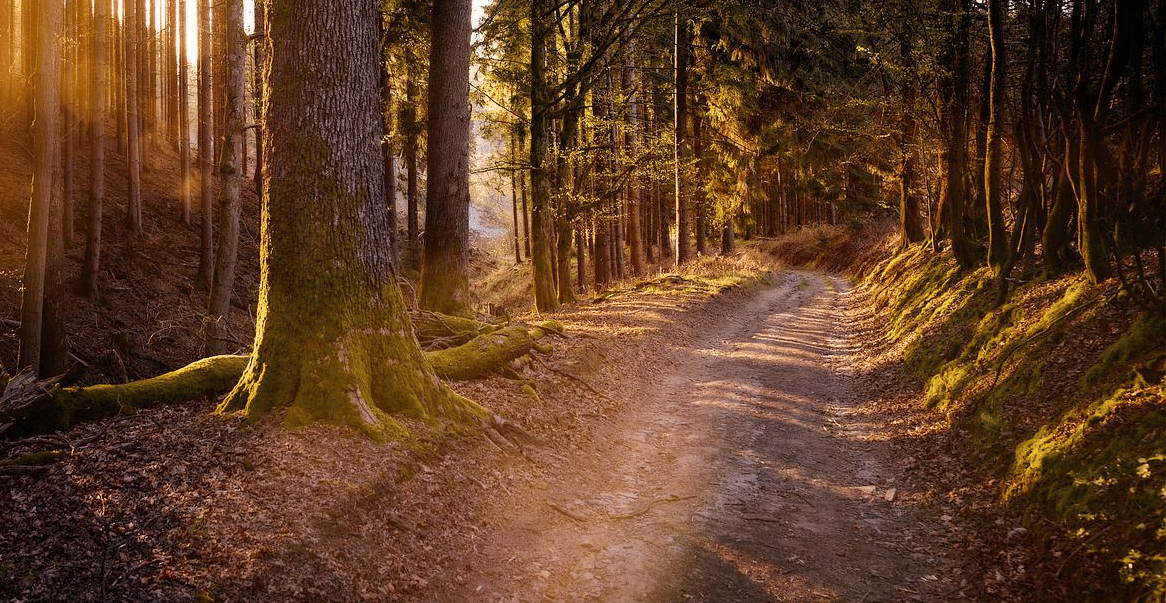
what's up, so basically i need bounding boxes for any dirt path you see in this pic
[435,270,961,602]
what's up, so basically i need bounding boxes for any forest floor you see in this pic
[430,268,975,602]
[2,260,1038,602]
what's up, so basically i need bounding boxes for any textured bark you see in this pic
[529,0,559,311]
[898,30,923,247]
[220,0,482,433]
[20,0,62,374]
[81,0,110,301]
[196,0,215,289]
[984,0,1008,272]
[252,0,265,193]
[937,0,974,268]
[125,0,143,233]
[204,0,245,355]
[418,0,473,316]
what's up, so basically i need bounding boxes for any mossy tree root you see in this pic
[412,310,499,349]
[1,323,561,438]
[1,355,249,438]
[426,321,558,380]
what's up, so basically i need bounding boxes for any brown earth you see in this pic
[2,261,1032,602]
[431,269,975,602]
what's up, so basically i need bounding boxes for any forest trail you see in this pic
[437,270,961,602]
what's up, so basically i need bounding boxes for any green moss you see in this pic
[1,450,62,466]
[1005,387,1165,597]
[1083,313,1166,387]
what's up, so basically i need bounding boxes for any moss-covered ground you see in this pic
[862,242,1165,599]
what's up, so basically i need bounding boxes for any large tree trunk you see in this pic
[529,0,559,311]
[219,0,481,433]
[204,0,245,355]
[418,0,473,316]
[20,0,63,375]
[81,0,110,301]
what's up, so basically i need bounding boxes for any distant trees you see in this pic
[468,0,1162,309]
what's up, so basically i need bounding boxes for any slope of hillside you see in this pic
[0,120,262,383]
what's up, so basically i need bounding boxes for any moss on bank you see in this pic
[865,241,1165,599]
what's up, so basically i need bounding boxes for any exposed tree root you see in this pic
[0,322,563,438]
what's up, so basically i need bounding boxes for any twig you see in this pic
[528,353,613,402]
[607,495,695,520]
[547,501,588,523]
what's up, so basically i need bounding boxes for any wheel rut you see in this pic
[435,270,957,602]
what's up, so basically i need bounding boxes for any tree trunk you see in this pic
[20,0,62,374]
[196,0,214,289]
[511,129,523,263]
[519,127,531,259]
[179,0,192,224]
[404,66,420,262]
[898,30,923,247]
[125,0,143,233]
[418,0,473,316]
[984,0,1008,272]
[623,31,644,275]
[673,10,690,266]
[529,0,558,311]
[938,0,974,268]
[204,0,244,355]
[81,0,110,301]
[220,0,483,433]
[252,0,264,193]
[61,0,76,248]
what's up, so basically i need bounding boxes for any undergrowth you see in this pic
[864,242,1166,600]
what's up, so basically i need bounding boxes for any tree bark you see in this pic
[529,0,559,311]
[984,0,1008,272]
[125,0,143,233]
[219,0,482,433]
[418,0,474,316]
[204,0,245,355]
[623,31,644,275]
[404,66,420,262]
[898,29,923,247]
[179,0,192,224]
[20,0,62,374]
[81,0,110,301]
[196,0,214,289]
